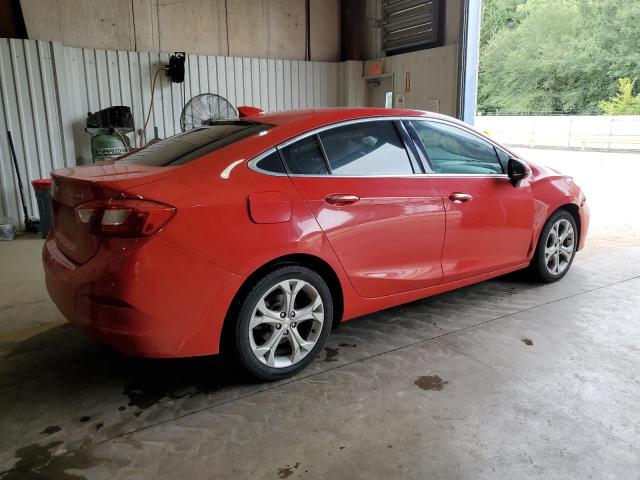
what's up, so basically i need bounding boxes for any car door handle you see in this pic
[449,192,473,203]
[325,194,360,206]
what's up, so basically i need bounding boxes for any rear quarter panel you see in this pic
[123,139,367,321]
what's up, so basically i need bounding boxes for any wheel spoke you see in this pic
[290,327,315,363]
[250,298,283,329]
[294,294,324,324]
[278,280,304,313]
[559,244,573,261]
[254,329,284,366]
[544,245,555,262]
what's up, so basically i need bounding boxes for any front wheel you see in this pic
[529,210,577,283]
[233,265,333,381]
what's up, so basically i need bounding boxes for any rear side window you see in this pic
[255,151,286,174]
[319,121,413,176]
[118,121,270,167]
[408,120,503,174]
[280,136,329,175]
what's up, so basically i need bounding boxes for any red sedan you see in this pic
[43,108,589,380]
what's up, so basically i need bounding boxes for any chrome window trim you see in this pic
[247,116,514,179]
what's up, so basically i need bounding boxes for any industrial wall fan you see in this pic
[180,94,237,132]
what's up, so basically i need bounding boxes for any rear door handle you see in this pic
[325,194,360,206]
[449,192,473,203]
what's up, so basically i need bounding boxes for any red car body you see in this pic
[43,108,589,358]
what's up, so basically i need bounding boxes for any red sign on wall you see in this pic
[405,71,411,92]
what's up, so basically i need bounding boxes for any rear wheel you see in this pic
[529,210,577,283]
[233,265,333,381]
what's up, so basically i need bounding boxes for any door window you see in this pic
[280,136,329,175]
[408,120,503,174]
[319,121,414,176]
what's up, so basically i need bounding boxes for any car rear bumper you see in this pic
[43,234,243,358]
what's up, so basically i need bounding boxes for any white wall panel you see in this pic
[0,38,341,225]
[0,39,72,226]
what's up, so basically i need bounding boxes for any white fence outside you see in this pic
[475,115,640,152]
[0,38,341,225]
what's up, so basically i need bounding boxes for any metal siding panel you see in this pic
[291,61,299,109]
[198,55,209,95]
[242,57,252,106]
[38,41,64,172]
[95,49,110,106]
[283,60,291,110]
[0,39,20,220]
[106,50,120,105]
[159,52,174,138]
[259,58,269,111]
[137,52,151,144]
[9,39,38,215]
[298,60,307,108]
[24,41,47,179]
[234,57,244,106]
[313,62,321,107]
[207,55,218,95]
[250,58,260,108]
[83,49,99,113]
[306,61,314,108]
[321,62,329,106]
[225,56,236,106]
[128,51,144,147]
[188,54,199,98]
[150,52,165,139]
[275,59,284,111]
[267,59,276,111]
[216,56,227,98]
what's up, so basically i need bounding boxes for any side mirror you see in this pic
[507,158,527,186]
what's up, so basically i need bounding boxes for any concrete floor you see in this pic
[1,149,639,479]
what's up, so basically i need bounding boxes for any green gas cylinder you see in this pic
[85,106,134,163]
[88,129,130,162]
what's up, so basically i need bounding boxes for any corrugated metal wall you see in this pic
[0,39,71,225]
[62,48,341,164]
[0,38,341,226]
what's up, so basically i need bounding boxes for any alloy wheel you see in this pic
[544,218,575,276]
[248,279,324,368]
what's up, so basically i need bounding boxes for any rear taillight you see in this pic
[75,198,176,237]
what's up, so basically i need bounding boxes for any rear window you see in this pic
[118,121,271,167]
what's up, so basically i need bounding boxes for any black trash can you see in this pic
[31,178,53,238]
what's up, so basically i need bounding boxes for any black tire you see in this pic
[529,209,578,283]
[232,265,333,381]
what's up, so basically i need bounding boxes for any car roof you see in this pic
[251,107,460,133]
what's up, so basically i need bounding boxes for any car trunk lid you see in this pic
[51,162,175,264]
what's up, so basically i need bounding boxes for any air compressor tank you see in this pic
[85,106,134,163]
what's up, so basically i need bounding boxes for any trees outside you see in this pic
[599,78,640,115]
[478,0,640,115]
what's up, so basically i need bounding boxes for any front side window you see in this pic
[280,136,329,175]
[119,121,270,167]
[319,121,413,176]
[408,120,503,174]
